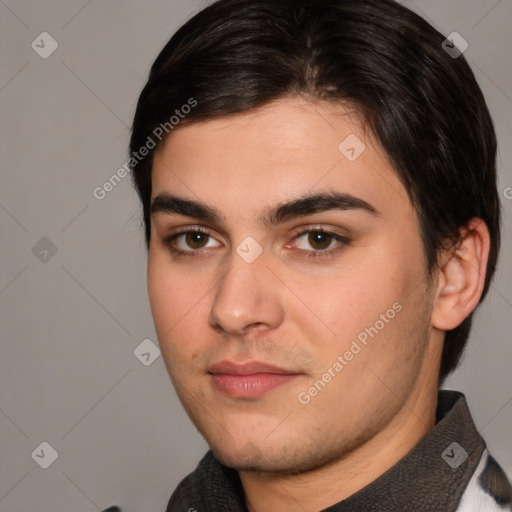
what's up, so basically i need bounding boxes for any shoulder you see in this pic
[456,449,512,511]
[165,451,217,512]
[165,451,245,512]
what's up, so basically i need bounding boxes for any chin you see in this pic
[206,433,345,476]
[210,441,269,471]
[211,444,310,474]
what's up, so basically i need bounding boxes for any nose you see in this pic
[208,247,285,336]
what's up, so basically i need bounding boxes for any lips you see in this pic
[208,360,302,398]
[209,360,298,375]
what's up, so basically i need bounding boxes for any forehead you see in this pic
[155,97,368,166]
[151,96,414,225]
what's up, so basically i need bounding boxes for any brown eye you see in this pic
[163,228,221,256]
[185,232,209,249]
[307,231,333,250]
[291,229,350,259]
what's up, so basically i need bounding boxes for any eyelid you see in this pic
[170,225,216,237]
[289,224,349,239]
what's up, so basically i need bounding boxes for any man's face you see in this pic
[148,97,440,473]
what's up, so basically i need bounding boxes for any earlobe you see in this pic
[431,218,490,331]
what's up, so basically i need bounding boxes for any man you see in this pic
[128,0,511,510]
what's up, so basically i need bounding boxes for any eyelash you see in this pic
[162,227,350,260]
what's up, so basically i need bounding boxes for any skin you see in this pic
[147,96,490,512]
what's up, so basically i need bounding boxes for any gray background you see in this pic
[0,1,511,511]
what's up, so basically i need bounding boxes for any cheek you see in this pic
[284,256,398,341]
[285,240,424,370]
[147,256,207,360]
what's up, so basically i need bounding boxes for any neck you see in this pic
[239,374,439,512]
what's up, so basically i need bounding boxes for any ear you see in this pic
[431,218,491,331]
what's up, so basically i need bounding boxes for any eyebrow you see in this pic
[150,191,380,228]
